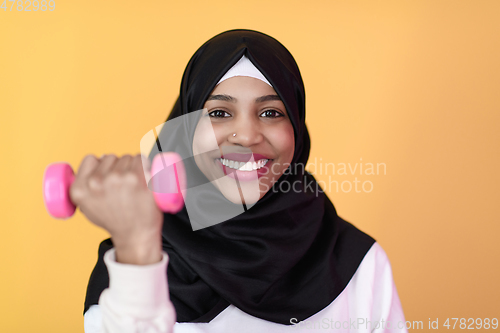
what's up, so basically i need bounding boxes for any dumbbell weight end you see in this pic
[43,153,186,219]
[43,163,77,219]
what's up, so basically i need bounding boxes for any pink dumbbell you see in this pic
[43,152,186,219]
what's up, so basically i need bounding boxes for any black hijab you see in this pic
[84,29,375,325]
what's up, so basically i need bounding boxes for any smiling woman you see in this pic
[82,29,408,333]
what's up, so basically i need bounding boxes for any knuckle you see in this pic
[87,175,103,190]
[83,154,98,163]
[82,155,99,169]
[101,155,118,166]
[104,172,122,186]
[123,172,139,185]
[119,155,133,165]
[69,183,86,203]
[77,155,99,174]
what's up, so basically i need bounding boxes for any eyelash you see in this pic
[208,109,284,119]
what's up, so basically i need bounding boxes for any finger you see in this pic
[138,154,152,185]
[130,154,149,187]
[140,154,151,172]
[130,154,144,172]
[112,155,133,173]
[92,154,119,178]
[76,155,100,180]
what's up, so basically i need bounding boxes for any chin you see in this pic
[214,177,263,206]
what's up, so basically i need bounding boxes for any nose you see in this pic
[228,117,264,147]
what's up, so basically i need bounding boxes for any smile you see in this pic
[217,158,270,171]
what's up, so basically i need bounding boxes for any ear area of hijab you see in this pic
[216,54,273,87]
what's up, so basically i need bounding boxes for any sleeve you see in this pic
[83,248,176,333]
[369,243,408,333]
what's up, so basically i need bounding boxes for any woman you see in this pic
[79,29,407,332]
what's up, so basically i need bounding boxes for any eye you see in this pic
[208,110,231,118]
[260,109,284,118]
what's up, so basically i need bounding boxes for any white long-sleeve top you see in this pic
[84,242,408,333]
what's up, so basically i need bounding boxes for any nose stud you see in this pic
[232,133,236,137]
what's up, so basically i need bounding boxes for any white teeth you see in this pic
[218,158,270,171]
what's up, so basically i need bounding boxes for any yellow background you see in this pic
[1,0,499,331]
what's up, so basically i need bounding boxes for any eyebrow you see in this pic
[206,94,281,103]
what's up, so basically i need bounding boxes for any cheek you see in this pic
[272,124,295,163]
[193,115,218,154]
[192,115,220,177]
[212,123,227,146]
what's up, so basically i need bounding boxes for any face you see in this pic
[192,76,295,205]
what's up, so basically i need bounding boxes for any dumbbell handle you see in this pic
[43,152,186,219]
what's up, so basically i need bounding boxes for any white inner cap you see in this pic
[216,55,272,87]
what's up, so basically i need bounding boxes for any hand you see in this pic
[70,154,163,265]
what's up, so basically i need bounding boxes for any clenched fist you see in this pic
[70,154,163,265]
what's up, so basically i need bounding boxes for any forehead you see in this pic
[209,76,278,97]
